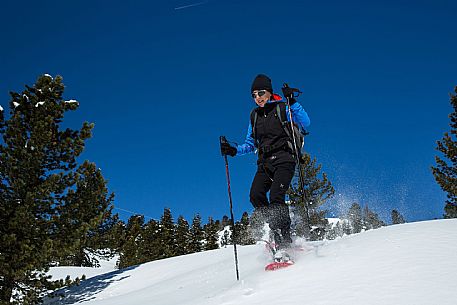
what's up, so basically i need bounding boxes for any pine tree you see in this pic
[86,212,122,263]
[348,203,363,233]
[342,219,352,235]
[54,162,116,267]
[175,215,191,256]
[159,208,177,259]
[138,219,162,263]
[214,219,221,231]
[204,217,220,250]
[325,220,344,240]
[232,213,245,245]
[391,209,406,224]
[288,153,335,238]
[363,205,370,231]
[432,87,457,218]
[234,212,256,245]
[221,215,230,228]
[118,215,144,269]
[309,210,329,240]
[0,75,114,304]
[103,217,126,253]
[58,210,119,268]
[189,214,204,253]
[363,205,385,230]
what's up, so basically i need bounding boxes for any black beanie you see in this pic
[251,74,273,94]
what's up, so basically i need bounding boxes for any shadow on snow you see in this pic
[43,265,140,304]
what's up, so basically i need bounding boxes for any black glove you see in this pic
[221,142,237,157]
[281,86,300,105]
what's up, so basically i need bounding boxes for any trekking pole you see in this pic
[220,136,240,281]
[282,84,312,234]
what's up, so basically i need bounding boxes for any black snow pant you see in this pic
[249,153,296,237]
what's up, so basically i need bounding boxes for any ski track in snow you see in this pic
[45,219,457,305]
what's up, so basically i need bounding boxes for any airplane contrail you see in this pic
[174,1,208,10]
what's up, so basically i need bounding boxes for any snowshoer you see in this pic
[220,74,310,249]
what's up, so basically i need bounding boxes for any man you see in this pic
[221,74,310,248]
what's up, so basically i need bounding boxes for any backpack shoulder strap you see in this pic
[276,102,288,125]
[276,102,291,138]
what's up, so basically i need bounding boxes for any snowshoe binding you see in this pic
[263,229,295,271]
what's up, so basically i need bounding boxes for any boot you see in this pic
[272,229,282,246]
[280,228,293,248]
[271,228,293,249]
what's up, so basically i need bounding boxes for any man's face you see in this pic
[252,90,271,107]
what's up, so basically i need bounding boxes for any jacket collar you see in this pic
[269,93,283,102]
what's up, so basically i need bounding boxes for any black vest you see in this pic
[250,102,290,155]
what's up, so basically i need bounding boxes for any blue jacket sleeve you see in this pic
[287,102,310,131]
[236,121,256,156]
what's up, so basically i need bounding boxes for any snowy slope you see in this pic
[48,255,118,282]
[45,219,457,305]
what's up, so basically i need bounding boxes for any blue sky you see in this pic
[1,0,456,223]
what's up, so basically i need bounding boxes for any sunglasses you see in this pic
[251,90,268,99]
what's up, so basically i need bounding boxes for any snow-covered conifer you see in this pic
[189,214,204,253]
[391,210,406,224]
[204,217,219,250]
[0,75,114,303]
[432,86,457,218]
[176,215,191,255]
[287,153,335,237]
[363,205,385,230]
[138,219,162,262]
[348,203,363,233]
[159,208,178,258]
[118,215,144,268]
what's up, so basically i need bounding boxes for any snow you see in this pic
[44,219,457,305]
[0,105,3,111]
[327,217,341,225]
[64,99,78,104]
[13,102,20,108]
[36,101,45,107]
[48,256,118,282]
[327,217,347,229]
[218,225,230,245]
